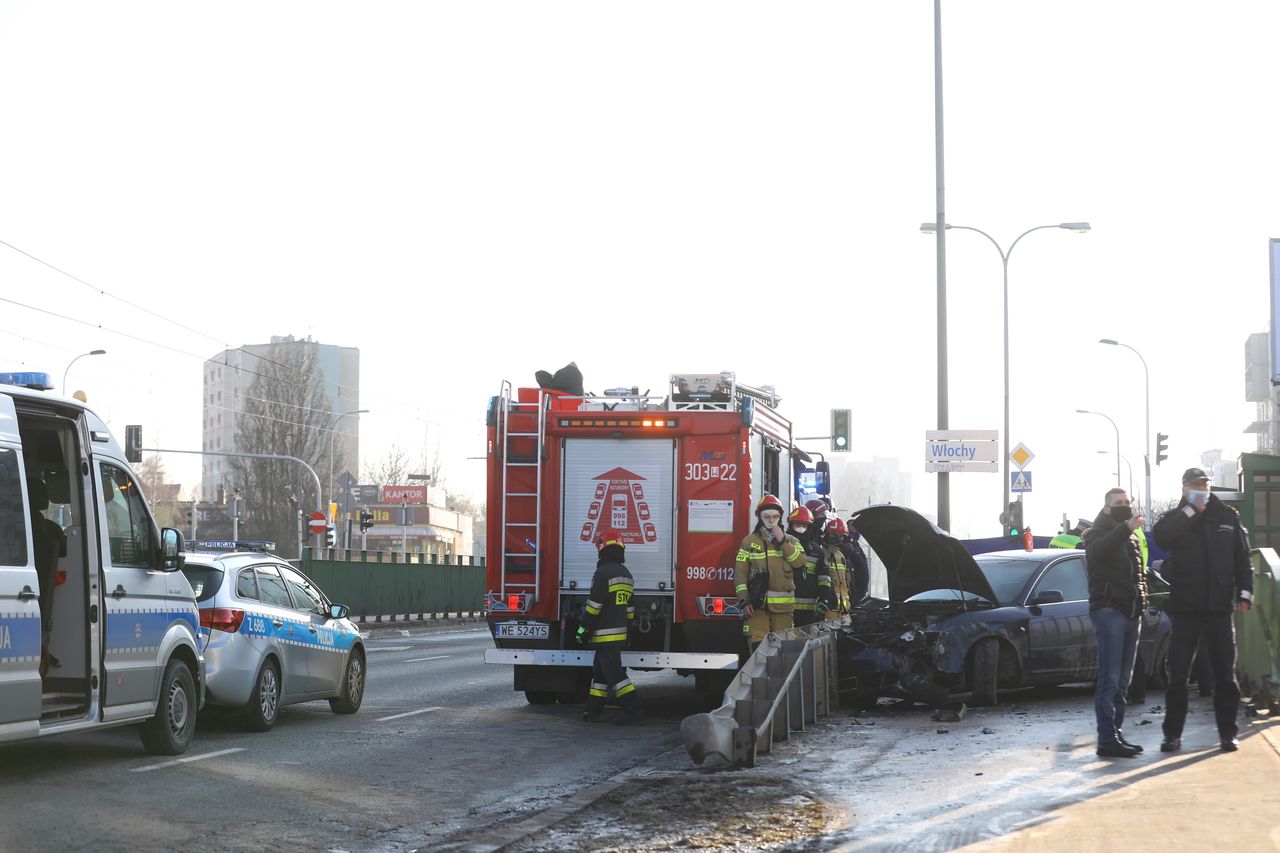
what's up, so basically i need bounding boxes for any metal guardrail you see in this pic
[679,618,842,768]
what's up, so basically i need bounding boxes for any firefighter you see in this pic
[735,494,808,647]
[788,506,830,627]
[842,517,871,604]
[822,517,853,616]
[805,498,830,539]
[575,528,643,725]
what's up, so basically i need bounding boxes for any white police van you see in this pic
[0,372,203,754]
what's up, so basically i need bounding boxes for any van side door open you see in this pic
[0,436,41,741]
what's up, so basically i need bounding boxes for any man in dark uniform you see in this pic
[1153,467,1253,752]
[842,518,871,604]
[576,528,642,725]
[787,506,829,626]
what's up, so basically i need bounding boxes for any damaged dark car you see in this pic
[838,505,1170,707]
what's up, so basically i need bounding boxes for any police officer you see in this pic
[576,528,643,725]
[822,517,853,616]
[841,517,871,604]
[735,494,808,647]
[787,506,830,627]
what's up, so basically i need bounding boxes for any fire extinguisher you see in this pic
[1022,528,1034,552]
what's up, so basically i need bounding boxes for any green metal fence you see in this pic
[300,549,487,619]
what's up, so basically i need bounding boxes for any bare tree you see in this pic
[363,444,414,487]
[228,341,332,557]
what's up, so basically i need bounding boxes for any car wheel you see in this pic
[329,648,366,714]
[969,637,1000,707]
[524,691,558,705]
[243,658,282,731]
[139,659,197,755]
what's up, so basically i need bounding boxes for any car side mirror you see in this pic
[330,603,349,620]
[815,461,831,496]
[1030,589,1065,605]
[160,528,185,572]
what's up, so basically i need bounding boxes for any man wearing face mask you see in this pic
[787,506,830,627]
[735,494,808,647]
[1082,488,1148,757]
[1153,467,1253,752]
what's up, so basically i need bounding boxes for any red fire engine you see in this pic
[483,372,830,705]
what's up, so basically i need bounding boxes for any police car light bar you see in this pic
[0,372,54,391]
[190,540,277,553]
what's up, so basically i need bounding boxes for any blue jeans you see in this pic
[1092,606,1140,742]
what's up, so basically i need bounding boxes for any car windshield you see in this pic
[903,588,993,605]
[974,557,1044,606]
[181,563,224,603]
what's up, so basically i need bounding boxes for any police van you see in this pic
[0,372,203,754]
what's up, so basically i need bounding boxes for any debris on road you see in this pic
[932,703,968,722]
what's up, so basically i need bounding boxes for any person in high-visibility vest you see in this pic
[822,517,853,615]
[735,494,807,646]
[788,506,830,626]
[575,528,642,725]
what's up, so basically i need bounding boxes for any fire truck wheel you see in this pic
[524,691,558,705]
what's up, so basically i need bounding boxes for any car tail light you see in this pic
[712,597,725,614]
[54,569,67,585]
[200,607,245,633]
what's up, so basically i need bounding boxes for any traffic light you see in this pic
[325,524,336,548]
[1156,432,1169,466]
[1006,500,1024,535]
[831,409,851,453]
[359,508,375,533]
[125,425,142,463]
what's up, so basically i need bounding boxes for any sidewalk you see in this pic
[358,615,486,639]
[965,715,1280,852]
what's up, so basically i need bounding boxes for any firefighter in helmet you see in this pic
[822,517,854,616]
[735,495,808,646]
[575,528,643,725]
[805,498,830,539]
[787,505,831,627]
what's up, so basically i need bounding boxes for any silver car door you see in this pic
[278,565,337,693]
[254,566,309,696]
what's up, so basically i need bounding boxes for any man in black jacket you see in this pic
[1082,487,1147,757]
[575,528,642,725]
[1153,467,1253,752]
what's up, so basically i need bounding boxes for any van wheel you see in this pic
[140,659,197,755]
[524,691,557,705]
[969,638,1000,707]
[243,659,281,731]
[329,649,365,714]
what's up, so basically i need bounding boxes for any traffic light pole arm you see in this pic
[140,447,325,551]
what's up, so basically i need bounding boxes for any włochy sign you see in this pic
[924,430,998,473]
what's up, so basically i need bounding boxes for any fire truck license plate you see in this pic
[494,621,550,640]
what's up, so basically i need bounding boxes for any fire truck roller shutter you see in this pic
[561,439,674,592]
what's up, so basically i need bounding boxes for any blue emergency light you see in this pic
[0,372,54,391]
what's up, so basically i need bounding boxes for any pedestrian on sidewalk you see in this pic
[1153,467,1253,752]
[576,528,643,725]
[1082,487,1148,757]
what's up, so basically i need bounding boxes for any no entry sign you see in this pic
[308,511,327,535]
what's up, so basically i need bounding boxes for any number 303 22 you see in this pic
[684,463,736,481]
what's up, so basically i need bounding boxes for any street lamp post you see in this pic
[1100,339,1151,530]
[1077,409,1121,486]
[922,222,1090,533]
[1097,450,1136,500]
[62,349,106,394]
[328,409,368,512]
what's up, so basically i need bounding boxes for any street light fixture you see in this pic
[1077,409,1121,487]
[921,221,1091,533]
[1097,450,1136,500]
[62,349,106,394]
[328,409,368,510]
[1099,338,1151,530]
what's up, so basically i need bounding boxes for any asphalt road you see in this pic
[0,628,701,852]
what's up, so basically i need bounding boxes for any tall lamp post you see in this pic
[1100,339,1151,529]
[62,349,106,394]
[328,409,368,509]
[1097,450,1136,500]
[1077,409,1121,486]
[922,222,1090,533]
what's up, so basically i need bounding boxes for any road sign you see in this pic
[925,430,999,473]
[1011,470,1033,493]
[337,492,355,515]
[356,484,380,503]
[337,471,357,491]
[307,511,327,535]
[1009,442,1035,469]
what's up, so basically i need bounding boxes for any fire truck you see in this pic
[483,372,831,705]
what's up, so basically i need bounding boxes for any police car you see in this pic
[181,542,365,730]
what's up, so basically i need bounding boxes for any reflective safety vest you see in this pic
[823,542,851,614]
[792,531,829,612]
[735,529,807,613]
[582,559,635,645]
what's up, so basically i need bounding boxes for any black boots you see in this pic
[1096,740,1140,758]
[1160,737,1181,752]
[1116,732,1143,753]
[613,705,644,726]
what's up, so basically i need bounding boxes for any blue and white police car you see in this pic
[181,542,365,730]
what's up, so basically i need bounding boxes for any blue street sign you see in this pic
[1011,470,1033,493]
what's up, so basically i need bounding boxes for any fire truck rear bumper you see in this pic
[483,648,739,670]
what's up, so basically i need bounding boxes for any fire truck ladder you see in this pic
[498,381,545,602]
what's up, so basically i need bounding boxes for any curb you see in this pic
[354,611,484,624]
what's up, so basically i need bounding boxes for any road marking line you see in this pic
[403,655,450,663]
[377,706,444,722]
[365,645,412,653]
[131,747,246,773]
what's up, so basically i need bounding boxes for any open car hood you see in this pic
[848,504,998,604]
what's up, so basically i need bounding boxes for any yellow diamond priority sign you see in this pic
[1009,442,1035,470]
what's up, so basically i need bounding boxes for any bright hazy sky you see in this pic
[1,2,1275,537]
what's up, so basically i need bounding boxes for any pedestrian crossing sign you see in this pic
[1011,470,1033,493]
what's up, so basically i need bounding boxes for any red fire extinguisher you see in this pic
[1022,528,1034,552]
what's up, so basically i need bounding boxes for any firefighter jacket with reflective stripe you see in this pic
[581,558,635,645]
[791,529,829,612]
[823,542,851,613]
[735,529,807,613]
